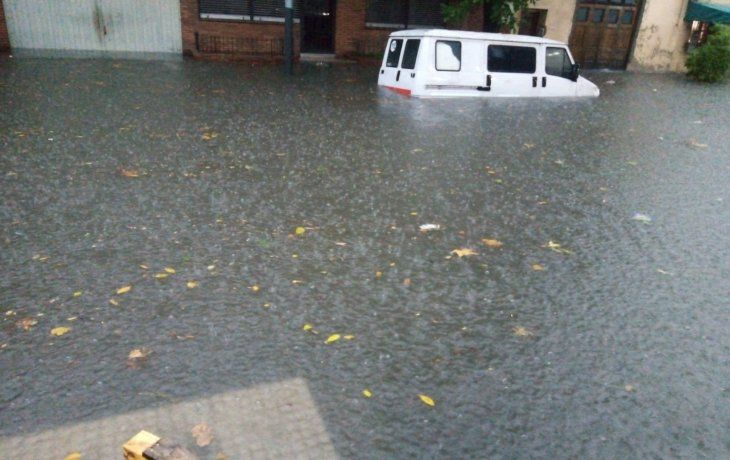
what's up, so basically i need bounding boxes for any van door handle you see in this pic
[396,70,401,82]
[542,77,547,87]
[533,77,538,87]
[478,75,492,91]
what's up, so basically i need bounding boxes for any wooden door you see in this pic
[569,0,641,69]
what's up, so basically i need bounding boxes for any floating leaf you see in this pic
[191,423,214,447]
[302,323,313,331]
[164,267,176,274]
[154,273,169,279]
[17,317,38,331]
[375,271,383,278]
[344,334,355,340]
[64,453,82,460]
[116,285,132,295]
[250,285,260,292]
[109,298,119,306]
[363,389,373,398]
[451,248,478,258]
[624,384,636,392]
[325,334,341,344]
[295,226,306,235]
[187,280,198,289]
[482,238,503,248]
[128,348,151,359]
[403,278,411,286]
[545,241,573,254]
[418,394,435,407]
[631,213,652,223]
[73,291,83,297]
[120,169,139,178]
[51,326,71,336]
[201,132,218,141]
[512,326,534,337]
[531,263,545,271]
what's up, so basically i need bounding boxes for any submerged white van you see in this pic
[378,29,600,98]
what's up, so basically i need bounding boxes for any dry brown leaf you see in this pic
[403,278,411,286]
[17,317,38,331]
[513,326,534,337]
[121,169,139,178]
[482,238,503,248]
[191,423,214,447]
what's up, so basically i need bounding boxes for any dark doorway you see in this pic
[302,0,335,53]
[569,0,642,69]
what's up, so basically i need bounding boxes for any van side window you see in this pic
[545,47,574,79]
[386,39,403,67]
[401,39,421,70]
[435,40,461,71]
[488,45,536,74]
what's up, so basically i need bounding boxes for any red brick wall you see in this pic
[180,0,300,58]
[0,0,10,52]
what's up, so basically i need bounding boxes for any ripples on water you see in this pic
[0,58,728,458]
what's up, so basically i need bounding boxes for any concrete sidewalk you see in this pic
[0,378,337,459]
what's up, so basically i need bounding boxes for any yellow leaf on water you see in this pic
[482,238,503,248]
[375,271,383,278]
[451,248,478,258]
[302,324,313,331]
[295,226,306,235]
[128,348,151,359]
[325,334,341,344]
[513,326,534,337]
[191,423,214,447]
[116,285,132,295]
[139,264,149,270]
[187,281,198,289]
[531,263,545,271]
[250,285,260,292]
[164,267,176,274]
[154,273,169,279]
[546,241,573,254]
[73,291,82,297]
[363,389,373,398]
[64,453,82,460]
[51,326,71,336]
[344,335,355,340]
[109,298,119,306]
[419,394,435,407]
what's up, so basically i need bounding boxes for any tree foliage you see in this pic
[442,0,537,30]
[686,25,730,83]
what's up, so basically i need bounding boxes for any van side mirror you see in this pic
[570,64,581,82]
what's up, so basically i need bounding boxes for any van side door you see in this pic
[378,38,405,91]
[541,46,578,97]
[485,43,540,97]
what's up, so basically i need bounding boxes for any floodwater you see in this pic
[1,57,728,458]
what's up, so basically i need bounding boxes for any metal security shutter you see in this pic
[408,0,444,27]
[4,0,182,56]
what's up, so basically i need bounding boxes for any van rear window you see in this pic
[488,45,536,74]
[386,39,403,67]
[401,39,421,70]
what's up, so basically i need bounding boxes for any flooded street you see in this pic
[1,57,729,458]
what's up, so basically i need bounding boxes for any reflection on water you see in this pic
[0,58,728,458]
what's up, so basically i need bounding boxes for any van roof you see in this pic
[389,29,565,46]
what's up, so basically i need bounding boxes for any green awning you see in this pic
[685,0,730,23]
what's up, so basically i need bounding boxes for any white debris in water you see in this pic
[419,224,441,232]
[632,213,652,223]
[606,80,616,85]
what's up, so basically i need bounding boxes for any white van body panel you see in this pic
[377,29,600,99]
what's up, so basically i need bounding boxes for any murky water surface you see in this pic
[1,57,728,458]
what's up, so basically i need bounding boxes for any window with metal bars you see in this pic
[365,0,444,29]
[199,0,301,22]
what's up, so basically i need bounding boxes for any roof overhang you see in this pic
[685,0,730,23]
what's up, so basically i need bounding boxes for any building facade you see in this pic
[0,0,727,72]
